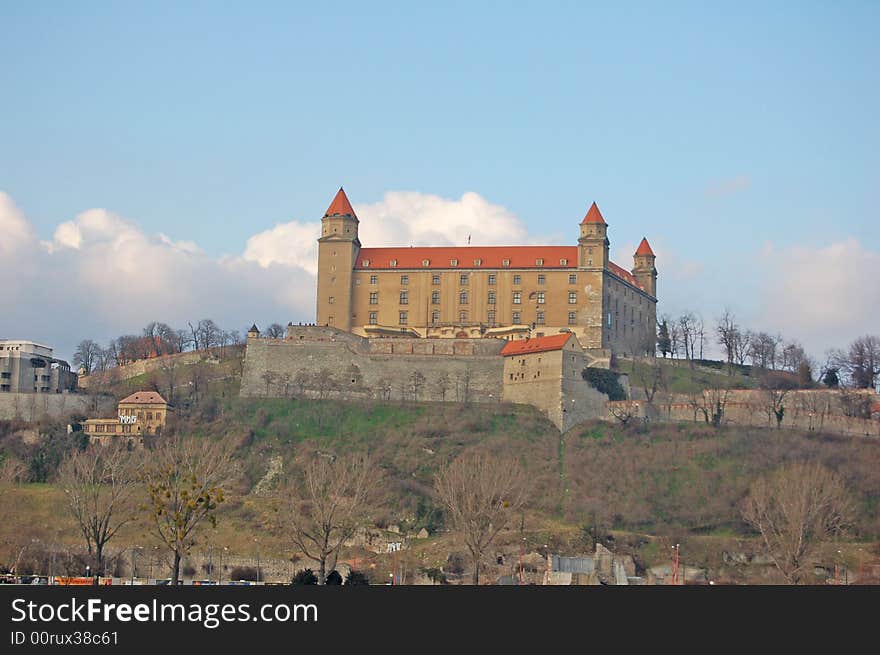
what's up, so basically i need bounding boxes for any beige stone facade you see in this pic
[315,189,658,356]
[83,391,173,445]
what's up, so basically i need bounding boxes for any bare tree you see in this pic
[260,371,278,397]
[73,339,101,374]
[265,323,286,339]
[634,357,665,402]
[678,312,698,367]
[608,401,639,425]
[840,335,880,390]
[59,446,138,571]
[436,373,451,401]
[285,453,382,585]
[159,358,179,406]
[410,370,426,401]
[742,461,853,584]
[294,370,310,397]
[716,310,738,370]
[434,451,529,585]
[142,436,235,585]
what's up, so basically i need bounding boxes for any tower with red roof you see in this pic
[632,237,657,298]
[577,202,609,270]
[316,187,361,331]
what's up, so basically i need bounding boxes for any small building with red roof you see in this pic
[501,332,612,431]
[314,188,657,355]
[83,390,173,445]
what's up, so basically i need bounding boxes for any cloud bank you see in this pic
[757,238,880,355]
[2,189,876,363]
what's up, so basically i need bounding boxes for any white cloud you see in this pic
[0,192,35,255]
[242,190,538,274]
[0,194,316,359]
[757,238,880,354]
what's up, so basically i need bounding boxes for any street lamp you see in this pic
[219,547,228,584]
[254,538,261,583]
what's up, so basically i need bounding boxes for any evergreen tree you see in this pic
[657,320,671,358]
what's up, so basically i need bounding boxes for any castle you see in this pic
[316,188,657,355]
[240,188,661,431]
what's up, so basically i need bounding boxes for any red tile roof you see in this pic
[118,391,167,405]
[580,202,607,225]
[500,333,574,356]
[607,262,645,290]
[324,187,357,218]
[635,237,655,257]
[356,246,578,270]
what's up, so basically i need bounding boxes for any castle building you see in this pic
[316,188,658,355]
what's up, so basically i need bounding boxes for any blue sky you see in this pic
[1,2,878,360]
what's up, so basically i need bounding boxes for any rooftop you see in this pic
[118,391,168,405]
[500,333,575,356]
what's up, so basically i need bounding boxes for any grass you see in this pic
[620,356,757,395]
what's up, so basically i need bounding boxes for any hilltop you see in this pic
[2,348,878,584]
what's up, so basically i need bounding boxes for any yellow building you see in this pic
[83,391,172,444]
[316,188,658,355]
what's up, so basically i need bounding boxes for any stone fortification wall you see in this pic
[242,327,505,403]
[0,392,115,422]
[607,389,880,437]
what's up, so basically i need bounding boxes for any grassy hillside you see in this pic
[2,351,878,583]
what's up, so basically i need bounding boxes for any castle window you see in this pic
[460,274,469,285]
[422,259,430,267]
[588,259,593,266]
[535,258,543,266]
[568,291,577,304]
[536,291,545,304]
[399,311,408,325]
[432,274,440,285]
[488,274,496,285]
[370,292,378,305]
[560,258,568,266]
[400,275,409,285]
[474,259,482,266]
[459,290,468,304]
[390,259,398,267]
[370,275,378,285]
[363,259,370,267]
[459,311,468,323]
[368,312,377,325]
[488,310,496,326]
[513,274,521,285]
[513,291,521,304]
[488,291,496,304]
[502,259,510,267]
[513,311,521,323]
[607,312,612,327]
[450,259,458,266]
[400,291,409,305]
[328,296,335,304]
[537,275,545,285]
[430,310,439,324]
[536,311,545,325]
[569,274,577,284]
[568,311,577,325]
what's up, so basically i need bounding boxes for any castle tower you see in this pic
[247,323,260,339]
[316,187,361,331]
[577,202,609,269]
[632,237,657,297]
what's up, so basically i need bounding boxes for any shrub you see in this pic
[345,570,370,586]
[582,368,626,401]
[291,568,318,585]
